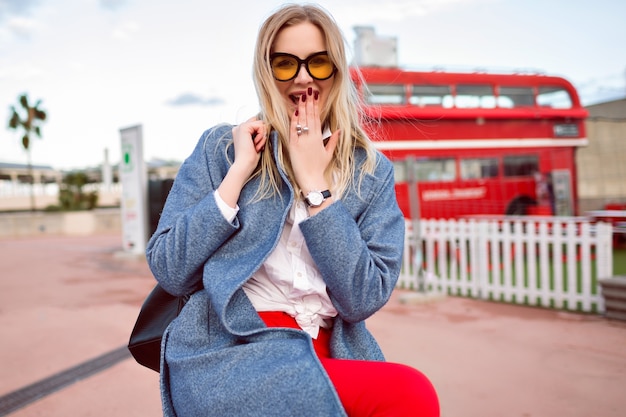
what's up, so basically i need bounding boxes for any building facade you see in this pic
[577,98,626,213]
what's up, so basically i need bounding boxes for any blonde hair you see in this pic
[251,3,378,199]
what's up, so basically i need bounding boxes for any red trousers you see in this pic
[259,312,440,417]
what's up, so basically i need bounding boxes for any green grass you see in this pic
[423,243,626,313]
[614,247,626,275]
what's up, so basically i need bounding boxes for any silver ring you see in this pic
[296,124,302,136]
[302,126,309,133]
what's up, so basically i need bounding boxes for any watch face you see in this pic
[307,191,324,206]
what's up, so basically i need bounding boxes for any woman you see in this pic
[146,4,439,416]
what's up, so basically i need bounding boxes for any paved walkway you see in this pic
[0,234,625,416]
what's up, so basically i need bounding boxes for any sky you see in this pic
[1,0,625,170]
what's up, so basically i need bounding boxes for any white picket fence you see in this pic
[399,217,614,313]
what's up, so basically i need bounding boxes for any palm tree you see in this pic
[7,93,48,211]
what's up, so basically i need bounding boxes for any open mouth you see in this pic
[289,94,302,104]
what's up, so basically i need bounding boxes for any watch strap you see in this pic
[304,189,331,207]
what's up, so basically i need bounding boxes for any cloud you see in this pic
[332,0,497,23]
[0,0,40,20]
[166,93,226,107]
[99,0,128,12]
[5,16,37,38]
[575,72,626,105]
[0,63,44,81]
[112,20,139,40]
[0,0,40,39]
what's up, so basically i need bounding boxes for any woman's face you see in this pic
[271,22,335,115]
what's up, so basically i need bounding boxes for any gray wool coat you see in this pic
[145,124,405,417]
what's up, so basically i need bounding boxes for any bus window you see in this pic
[461,158,499,179]
[393,160,407,183]
[410,85,453,107]
[414,158,456,182]
[365,84,405,105]
[537,86,573,109]
[498,86,535,108]
[503,155,539,177]
[455,85,496,108]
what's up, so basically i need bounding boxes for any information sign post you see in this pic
[119,125,148,255]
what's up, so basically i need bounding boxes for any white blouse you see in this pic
[214,190,338,339]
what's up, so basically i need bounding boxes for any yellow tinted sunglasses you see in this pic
[270,51,336,82]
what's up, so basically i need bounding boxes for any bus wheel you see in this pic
[505,197,536,215]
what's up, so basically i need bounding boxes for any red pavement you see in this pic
[1,233,625,417]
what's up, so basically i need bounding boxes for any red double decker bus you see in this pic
[352,67,588,219]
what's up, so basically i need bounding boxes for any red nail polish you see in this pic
[295,109,299,116]
[307,87,312,96]
[314,91,319,100]
[301,94,306,103]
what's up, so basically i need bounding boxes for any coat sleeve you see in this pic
[298,154,405,323]
[145,125,239,296]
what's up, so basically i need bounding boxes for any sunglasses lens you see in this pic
[271,56,299,81]
[308,55,334,80]
[271,53,334,81]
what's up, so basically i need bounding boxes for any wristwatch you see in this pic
[303,190,331,207]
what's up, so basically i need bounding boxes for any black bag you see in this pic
[128,284,191,372]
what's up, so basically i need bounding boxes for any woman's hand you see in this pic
[232,118,267,177]
[217,118,267,208]
[287,87,339,195]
